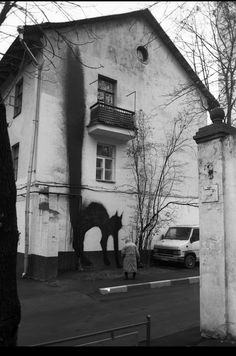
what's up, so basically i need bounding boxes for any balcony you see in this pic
[87,102,136,141]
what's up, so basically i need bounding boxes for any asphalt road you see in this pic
[18,278,200,346]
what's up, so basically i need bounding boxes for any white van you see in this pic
[152,225,199,269]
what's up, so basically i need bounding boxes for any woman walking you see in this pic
[121,238,140,280]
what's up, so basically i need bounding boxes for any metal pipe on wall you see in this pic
[18,27,43,277]
[22,62,42,278]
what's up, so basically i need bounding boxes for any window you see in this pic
[191,229,199,243]
[12,143,19,180]
[137,46,149,63]
[98,76,115,106]
[96,144,115,182]
[165,227,191,241]
[14,78,23,117]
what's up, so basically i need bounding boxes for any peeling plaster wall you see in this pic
[198,139,226,338]
[223,135,236,338]
[198,134,236,339]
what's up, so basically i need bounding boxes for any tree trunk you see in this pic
[0,93,21,346]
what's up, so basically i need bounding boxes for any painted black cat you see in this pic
[73,202,123,268]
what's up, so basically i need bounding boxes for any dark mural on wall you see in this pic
[76,202,123,268]
[64,46,84,266]
[64,47,123,268]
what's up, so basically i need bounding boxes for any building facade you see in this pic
[0,9,218,280]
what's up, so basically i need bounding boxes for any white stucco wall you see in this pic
[3,13,208,258]
[75,16,203,251]
[3,61,39,186]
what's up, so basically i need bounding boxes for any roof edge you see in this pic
[0,8,219,108]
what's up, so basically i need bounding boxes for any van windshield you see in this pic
[164,227,191,241]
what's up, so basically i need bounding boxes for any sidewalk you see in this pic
[147,326,236,347]
[17,265,236,347]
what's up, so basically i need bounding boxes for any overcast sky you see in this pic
[1,1,197,55]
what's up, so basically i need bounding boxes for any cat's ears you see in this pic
[115,211,123,219]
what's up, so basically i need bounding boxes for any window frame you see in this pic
[14,78,23,118]
[96,143,116,183]
[97,75,116,106]
[190,229,199,243]
[137,46,149,64]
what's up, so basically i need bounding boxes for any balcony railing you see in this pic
[87,102,136,141]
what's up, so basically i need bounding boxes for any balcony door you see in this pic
[98,75,116,106]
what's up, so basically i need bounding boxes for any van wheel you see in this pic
[184,254,196,269]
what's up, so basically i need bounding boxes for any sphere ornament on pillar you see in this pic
[210,107,225,124]
[194,107,236,144]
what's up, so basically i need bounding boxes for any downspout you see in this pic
[17,27,42,278]
[22,64,42,278]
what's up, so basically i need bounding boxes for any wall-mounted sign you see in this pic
[201,184,219,203]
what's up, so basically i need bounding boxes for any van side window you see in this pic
[191,229,199,243]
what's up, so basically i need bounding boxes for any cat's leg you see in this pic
[78,229,93,266]
[113,234,122,268]
[100,232,110,265]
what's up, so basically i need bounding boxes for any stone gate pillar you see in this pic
[194,108,236,340]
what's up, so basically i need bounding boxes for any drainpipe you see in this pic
[17,27,42,278]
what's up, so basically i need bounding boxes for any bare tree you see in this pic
[126,109,198,263]
[0,0,215,344]
[173,1,236,125]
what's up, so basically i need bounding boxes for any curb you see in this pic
[99,276,199,295]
